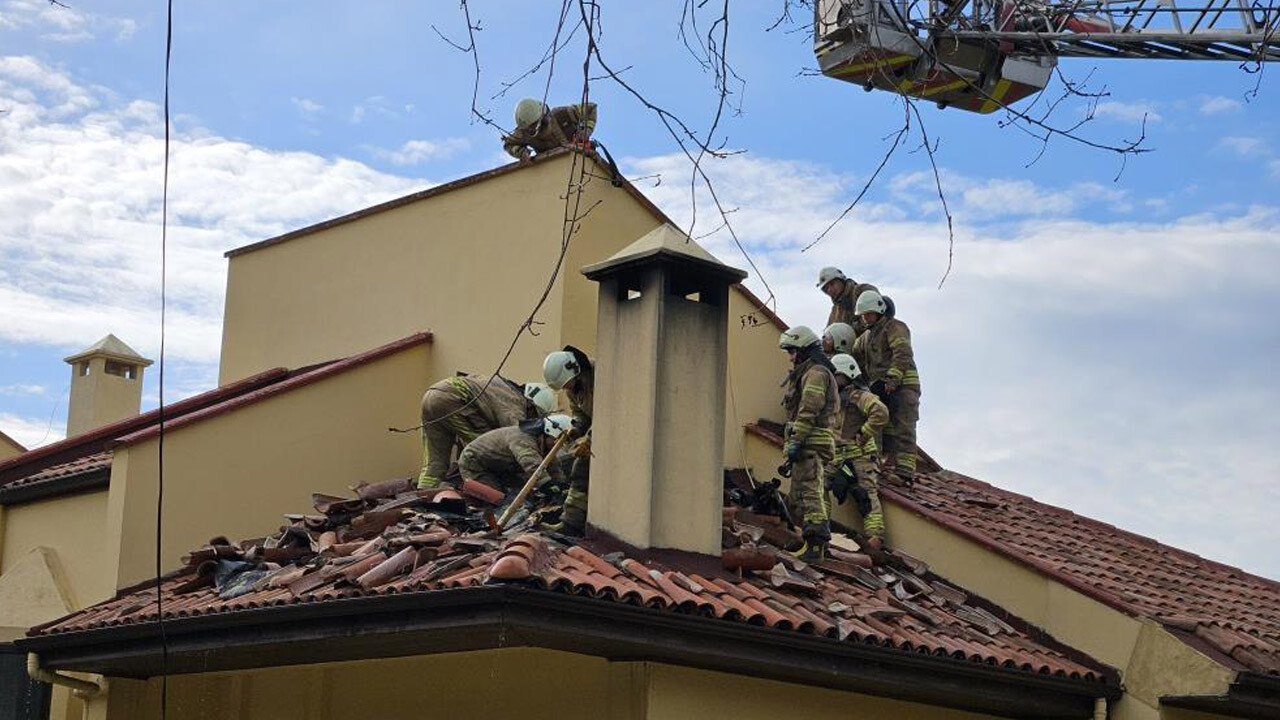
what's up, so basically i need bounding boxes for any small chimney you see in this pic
[582,224,747,556]
[63,334,153,438]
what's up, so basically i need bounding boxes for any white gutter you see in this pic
[27,653,106,699]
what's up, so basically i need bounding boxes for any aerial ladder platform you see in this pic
[815,0,1280,112]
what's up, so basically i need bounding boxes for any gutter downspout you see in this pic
[1093,697,1107,720]
[28,652,106,699]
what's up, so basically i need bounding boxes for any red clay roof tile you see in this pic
[881,469,1280,675]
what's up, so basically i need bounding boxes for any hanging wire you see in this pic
[154,0,175,716]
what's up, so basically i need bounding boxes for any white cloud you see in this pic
[1199,95,1242,115]
[0,0,134,43]
[290,96,323,115]
[1218,136,1267,156]
[371,138,472,166]
[0,383,45,396]
[626,151,1280,579]
[0,55,424,369]
[1094,100,1161,124]
[0,411,62,448]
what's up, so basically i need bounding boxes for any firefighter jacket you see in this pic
[567,363,594,432]
[445,375,538,429]
[852,316,920,390]
[835,385,889,461]
[782,357,839,451]
[826,278,880,335]
[503,103,598,158]
[458,426,565,488]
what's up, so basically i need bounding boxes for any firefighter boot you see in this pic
[792,520,832,562]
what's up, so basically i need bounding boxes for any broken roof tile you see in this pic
[29,482,1113,684]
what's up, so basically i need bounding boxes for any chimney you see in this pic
[582,224,747,556]
[63,334,153,438]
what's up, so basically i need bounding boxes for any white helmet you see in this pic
[542,413,573,439]
[830,353,862,381]
[523,382,556,415]
[823,323,856,354]
[854,289,888,315]
[542,350,581,390]
[779,325,820,350]
[515,98,548,129]
[816,266,847,289]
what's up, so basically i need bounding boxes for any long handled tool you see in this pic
[495,432,571,530]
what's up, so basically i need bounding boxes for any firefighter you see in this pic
[503,98,598,161]
[779,325,840,561]
[417,375,557,489]
[458,414,573,492]
[828,354,889,549]
[822,322,857,356]
[850,290,921,481]
[818,267,879,335]
[541,345,594,535]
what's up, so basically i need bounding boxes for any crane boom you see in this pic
[815,0,1279,112]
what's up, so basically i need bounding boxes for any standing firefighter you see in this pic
[818,267,879,336]
[458,414,573,492]
[503,98,598,161]
[851,290,921,480]
[417,375,557,489]
[542,345,594,535]
[779,325,840,561]
[828,354,890,549]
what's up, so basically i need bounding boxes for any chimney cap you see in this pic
[582,223,747,283]
[63,334,154,367]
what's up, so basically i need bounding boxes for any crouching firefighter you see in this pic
[779,325,840,561]
[828,354,890,549]
[417,375,557,489]
[541,345,594,536]
[458,414,573,493]
[503,98,598,161]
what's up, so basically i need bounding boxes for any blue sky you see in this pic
[1,1,1278,577]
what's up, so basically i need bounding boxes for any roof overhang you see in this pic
[0,465,110,505]
[20,585,1116,719]
[1162,673,1280,719]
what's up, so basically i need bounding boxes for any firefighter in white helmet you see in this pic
[416,375,557,489]
[779,325,840,561]
[503,98,598,161]
[850,289,921,481]
[541,346,594,535]
[817,266,879,336]
[458,414,572,493]
[828,354,890,549]
[822,322,857,356]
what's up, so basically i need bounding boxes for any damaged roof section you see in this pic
[29,475,1113,690]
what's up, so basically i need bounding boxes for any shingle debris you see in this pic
[30,474,1110,683]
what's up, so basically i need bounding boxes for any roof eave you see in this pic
[20,586,1115,718]
[0,467,111,506]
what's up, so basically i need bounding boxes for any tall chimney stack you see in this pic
[63,334,152,438]
[582,224,747,556]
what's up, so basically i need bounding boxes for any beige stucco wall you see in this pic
[102,342,431,591]
[218,151,789,468]
[220,154,594,389]
[66,356,145,438]
[883,502,1238,720]
[85,649,1008,720]
[0,491,110,614]
[0,432,24,460]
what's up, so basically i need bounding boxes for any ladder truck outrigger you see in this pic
[814,0,1280,112]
